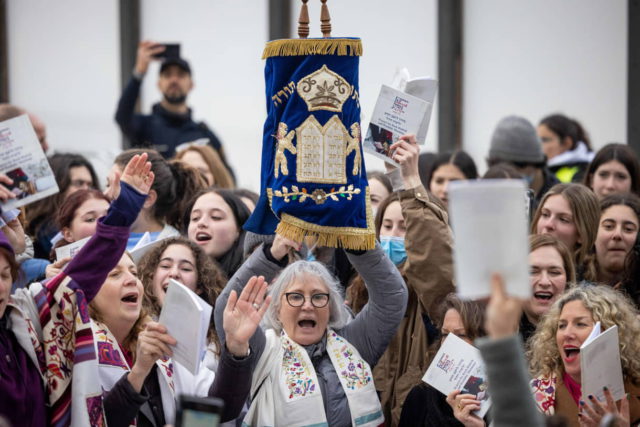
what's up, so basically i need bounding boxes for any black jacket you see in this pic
[115,76,227,163]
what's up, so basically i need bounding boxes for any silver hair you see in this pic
[263,260,349,333]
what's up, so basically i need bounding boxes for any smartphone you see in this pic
[175,395,224,427]
[153,43,180,59]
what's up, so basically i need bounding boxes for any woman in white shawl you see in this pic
[215,233,408,427]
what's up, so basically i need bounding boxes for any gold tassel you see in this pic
[262,38,362,59]
[275,219,375,251]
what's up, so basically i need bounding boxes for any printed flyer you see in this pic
[363,85,429,165]
[423,333,492,418]
[0,115,58,210]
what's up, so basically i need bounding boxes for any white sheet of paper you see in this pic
[423,333,491,418]
[55,236,91,261]
[448,179,530,299]
[131,231,152,251]
[0,115,59,210]
[158,279,212,375]
[130,235,171,264]
[580,324,625,402]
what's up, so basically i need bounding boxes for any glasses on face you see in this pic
[284,292,330,308]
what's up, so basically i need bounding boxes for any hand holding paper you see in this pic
[129,321,176,393]
[423,333,492,418]
[158,279,213,374]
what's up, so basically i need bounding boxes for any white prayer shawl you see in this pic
[91,321,203,426]
[243,329,384,427]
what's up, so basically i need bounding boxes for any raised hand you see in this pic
[128,322,176,392]
[134,40,165,75]
[387,134,422,189]
[446,390,486,427]
[0,174,16,202]
[120,152,154,194]
[270,233,302,261]
[223,276,272,357]
[105,153,154,201]
[485,273,523,339]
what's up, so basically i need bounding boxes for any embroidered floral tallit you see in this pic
[242,329,383,427]
[531,373,557,416]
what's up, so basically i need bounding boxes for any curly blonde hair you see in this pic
[528,285,640,385]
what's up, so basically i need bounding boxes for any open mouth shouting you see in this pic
[298,319,317,329]
[120,291,139,307]
[562,345,580,364]
[534,291,554,302]
[194,232,212,244]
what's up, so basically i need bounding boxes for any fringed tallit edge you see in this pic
[276,213,375,251]
[262,38,362,59]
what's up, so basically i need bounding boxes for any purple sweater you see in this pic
[0,182,145,426]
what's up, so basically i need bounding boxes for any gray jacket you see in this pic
[476,335,545,427]
[214,244,408,426]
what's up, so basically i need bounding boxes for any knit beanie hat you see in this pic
[489,116,544,164]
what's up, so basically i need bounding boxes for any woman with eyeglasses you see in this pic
[213,229,408,426]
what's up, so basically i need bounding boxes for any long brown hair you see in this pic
[114,149,207,231]
[137,237,226,354]
[530,183,599,277]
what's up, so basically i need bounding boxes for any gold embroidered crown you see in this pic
[296,65,351,112]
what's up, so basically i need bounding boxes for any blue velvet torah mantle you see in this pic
[244,38,375,250]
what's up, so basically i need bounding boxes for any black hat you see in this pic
[160,57,191,75]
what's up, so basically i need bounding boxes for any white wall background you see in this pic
[7,0,628,189]
[7,0,122,185]
[139,0,268,190]
[463,0,628,174]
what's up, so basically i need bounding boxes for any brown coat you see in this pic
[553,376,640,427]
[373,185,455,426]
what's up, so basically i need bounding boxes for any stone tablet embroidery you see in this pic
[296,115,361,184]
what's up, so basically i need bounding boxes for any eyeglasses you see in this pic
[284,292,330,308]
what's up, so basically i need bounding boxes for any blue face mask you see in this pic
[380,236,407,265]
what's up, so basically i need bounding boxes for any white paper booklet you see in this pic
[55,236,91,261]
[129,232,169,264]
[363,84,431,165]
[423,333,491,418]
[158,279,213,375]
[580,323,625,402]
[0,115,58,210]
[448,179,530,299]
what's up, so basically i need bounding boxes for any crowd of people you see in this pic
[1,42,639,427]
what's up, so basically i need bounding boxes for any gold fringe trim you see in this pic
[262,38,362,59]
[276,213,375,251]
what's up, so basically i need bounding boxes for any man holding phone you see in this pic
[115,41,231,171]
